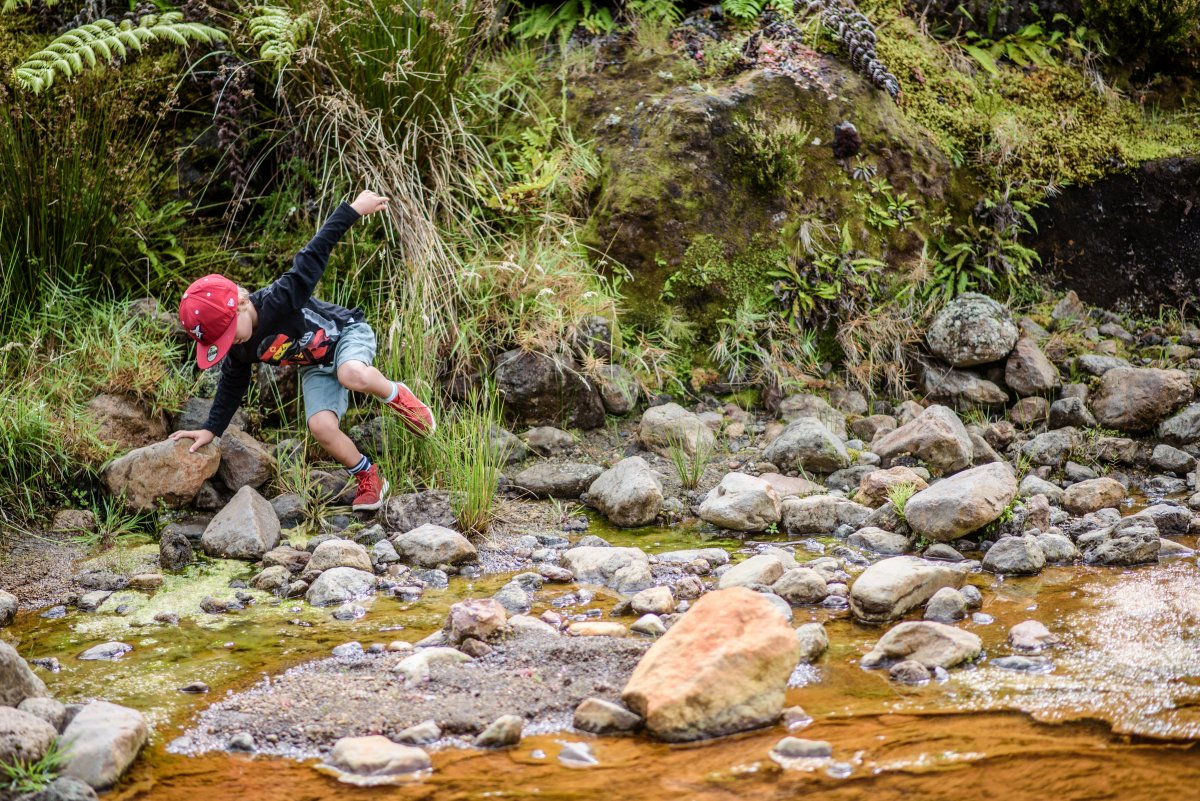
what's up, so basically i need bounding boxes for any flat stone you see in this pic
[513,462,603,499]
[862,621,982,669]
[325,735,430,781]
[849,557,967,624]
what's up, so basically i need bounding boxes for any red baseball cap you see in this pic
[179,274,240,369]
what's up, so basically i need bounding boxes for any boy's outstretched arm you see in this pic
[268,191,389,311]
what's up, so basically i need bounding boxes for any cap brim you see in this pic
[195,320,238,369]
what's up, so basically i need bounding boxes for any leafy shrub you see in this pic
[769,221,885,330]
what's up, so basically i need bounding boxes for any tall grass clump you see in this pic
[433,384,509,536]
[667,430,715,491]
[0,79,155,329]
[1,739,69,796]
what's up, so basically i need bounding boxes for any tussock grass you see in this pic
[667,430,716,491]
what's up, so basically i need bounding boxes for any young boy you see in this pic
[171,190,434,511]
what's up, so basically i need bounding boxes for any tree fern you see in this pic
[247,4,314,75]
[14,12,228,94]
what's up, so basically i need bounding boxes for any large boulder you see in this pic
[512,462,603,499]
[391,524,477,568]
[849,556,967,624]
[870,405,973,475]
[200,485,281,560]
[926,293,1018,367]
[638,404,716,459]
[586,457,663,527]
[305,567,376,607]
[102,438,220,511]
[0,706,57,765]
[1090,367,1192,433]
[621,587,799,742]
[561,546,653,594]
[85,393,167,451]
[903,462,1017,543]
[861,621,982,669]
[763,417,850,474]
[1021,427,1083,466]
[217,428,275,491]
[60,702,149,790]
[852,466,929,508]
[308,539,374,573]
[778,395,848,440]
[1080,523,1160,566]
[1005,337,1060,397]
[495,350,605,430]
[698,473,781,531]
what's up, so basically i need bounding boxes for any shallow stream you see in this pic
[3,515,1198,800]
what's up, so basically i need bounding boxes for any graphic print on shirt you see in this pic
[256,308,344,366]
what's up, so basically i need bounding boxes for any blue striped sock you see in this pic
[348,455,371,475]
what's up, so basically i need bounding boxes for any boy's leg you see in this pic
[302,363,388,510]
[334,324,435,436]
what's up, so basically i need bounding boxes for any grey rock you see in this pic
[771,737,833,759]
[1034,530,1079,563]
[778,394,848,440]
[924,587,967,623]
[718,554,786,589]
[848,556,967,624]
[305,567,376,607]
[870,405,974,474]
[771,568,828,605]
[1151,444,1194,474]
[1008,620,1059,652]
[982,536,1046,575]
[698,473,781,531]
[1018,474,1064,504]
[308,539,373,573]
[381,490,456,533]
[270,493,307,529]
[200,486,281,560]
[561,546,653,594]
[0,706,57,766]
[391,524,477,567]
[217,428,275,491]
[1048,397,1095,429]
[638,403,716,459]
[17,697,66,731]
[919,364,1008,408]
[1081,524,1160,566]
[862,621,982,669]
[1158,404,1200,445]
[764,417,850,474]
[926,292,1018,367]
[474,715,524,748]
[1074,354,1130,377]
[1091,367,1192,433]
[781,495,870,535]
[574,698,642,734]
[495,350,605,430]
[249,565,291,594]
[76,591,111,613]
[889,660,931,684]
[586,457,663,527]
[794,623,829,663]
[513,462,603,499]
[59,702,148,790]
[846,527,910,555]
[78,642,131,661]
[521,426,576,456]
[1021,427,1082,467]
[1005,337,1060,396]
[595,364,639,415]
[395,720,442,745]
[489,426,528,465]
[904,463,1017,543]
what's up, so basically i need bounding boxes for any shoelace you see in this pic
[357,469,378,494]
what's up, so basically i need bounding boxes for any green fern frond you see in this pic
[247,5,314,75]
[14,13,228,94]
[721,0,768,21]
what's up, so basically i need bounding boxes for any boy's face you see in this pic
[233,303,255,344]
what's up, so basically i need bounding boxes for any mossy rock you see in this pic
[571,45,954,330]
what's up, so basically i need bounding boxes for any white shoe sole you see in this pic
[352,478,390,512]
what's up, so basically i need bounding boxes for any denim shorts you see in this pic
[300,323,377,422]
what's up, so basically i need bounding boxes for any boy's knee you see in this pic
[337,361,370,391]
[307,411,339,440]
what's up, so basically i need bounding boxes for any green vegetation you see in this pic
[728,111,812,191]
[667,431,715,491]
[886,481,919,525]
[1,739,68,795]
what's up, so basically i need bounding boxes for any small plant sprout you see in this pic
[667,430,715,491]
[886,482,920,525]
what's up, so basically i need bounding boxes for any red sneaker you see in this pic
[385,382,436,437]
[351,464,389,511]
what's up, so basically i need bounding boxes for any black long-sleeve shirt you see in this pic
[202,202,363,436]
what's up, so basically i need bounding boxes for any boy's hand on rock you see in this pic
[350,190,389,216]
[170,429,215,453]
